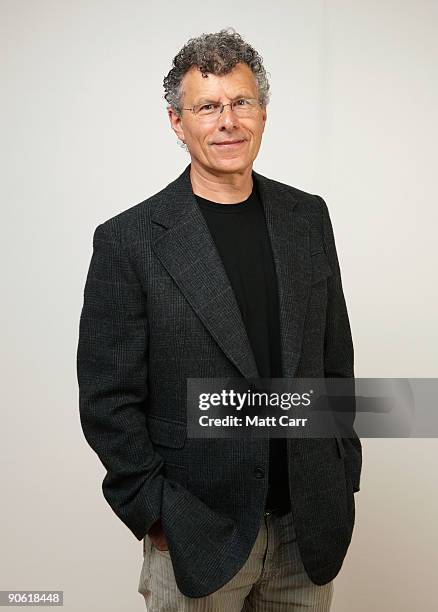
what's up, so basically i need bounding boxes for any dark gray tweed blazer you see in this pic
[76,162,362,598]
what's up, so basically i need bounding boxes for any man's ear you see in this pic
[168,107,185,143]
[256,104,267,138]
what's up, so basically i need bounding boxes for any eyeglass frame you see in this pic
[180,97,263,119]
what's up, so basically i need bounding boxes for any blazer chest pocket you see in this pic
[311,252,332,285]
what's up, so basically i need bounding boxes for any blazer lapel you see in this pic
[151,164,259,380]
[151,163,311,381]
[255,170,311,378]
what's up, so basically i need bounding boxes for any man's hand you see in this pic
[147,518,169,551]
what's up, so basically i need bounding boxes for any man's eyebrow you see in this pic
[193,97,217,105]
[194,93,253,105]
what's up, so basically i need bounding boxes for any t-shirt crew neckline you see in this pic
[194,185,256,213]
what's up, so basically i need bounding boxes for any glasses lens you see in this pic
[195,103,221,117]
[194,99,259,120]
[233,99,258,116]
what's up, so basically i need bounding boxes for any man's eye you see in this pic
[199,103,217,112]
[235,98,249,106]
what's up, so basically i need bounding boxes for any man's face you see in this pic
[168,62,267,175]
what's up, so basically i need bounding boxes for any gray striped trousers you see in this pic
[138,509,334,611]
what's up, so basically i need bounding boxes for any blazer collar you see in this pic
[151,163,311,381]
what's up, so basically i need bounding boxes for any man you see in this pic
[77,28,362,611]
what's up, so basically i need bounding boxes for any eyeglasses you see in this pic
[181,98,261,120]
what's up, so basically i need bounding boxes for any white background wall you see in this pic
[1,1,437,610]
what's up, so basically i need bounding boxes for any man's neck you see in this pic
[190,162,253,204]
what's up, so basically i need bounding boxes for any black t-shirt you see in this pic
[195,181,291,512]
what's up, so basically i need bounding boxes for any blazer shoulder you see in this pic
[258,172,325,218]
[90,181,172,246]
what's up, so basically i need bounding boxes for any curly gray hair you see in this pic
[163,27,271,117]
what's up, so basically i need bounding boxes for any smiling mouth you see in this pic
[213,140,246,147]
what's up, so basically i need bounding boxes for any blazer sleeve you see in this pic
[76,221,164,539]
[317,195,362,493]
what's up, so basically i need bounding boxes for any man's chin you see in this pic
[208,158,250,174]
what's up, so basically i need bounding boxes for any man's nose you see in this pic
[218,105,239,129]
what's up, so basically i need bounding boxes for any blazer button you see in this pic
[254,467,265,479]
